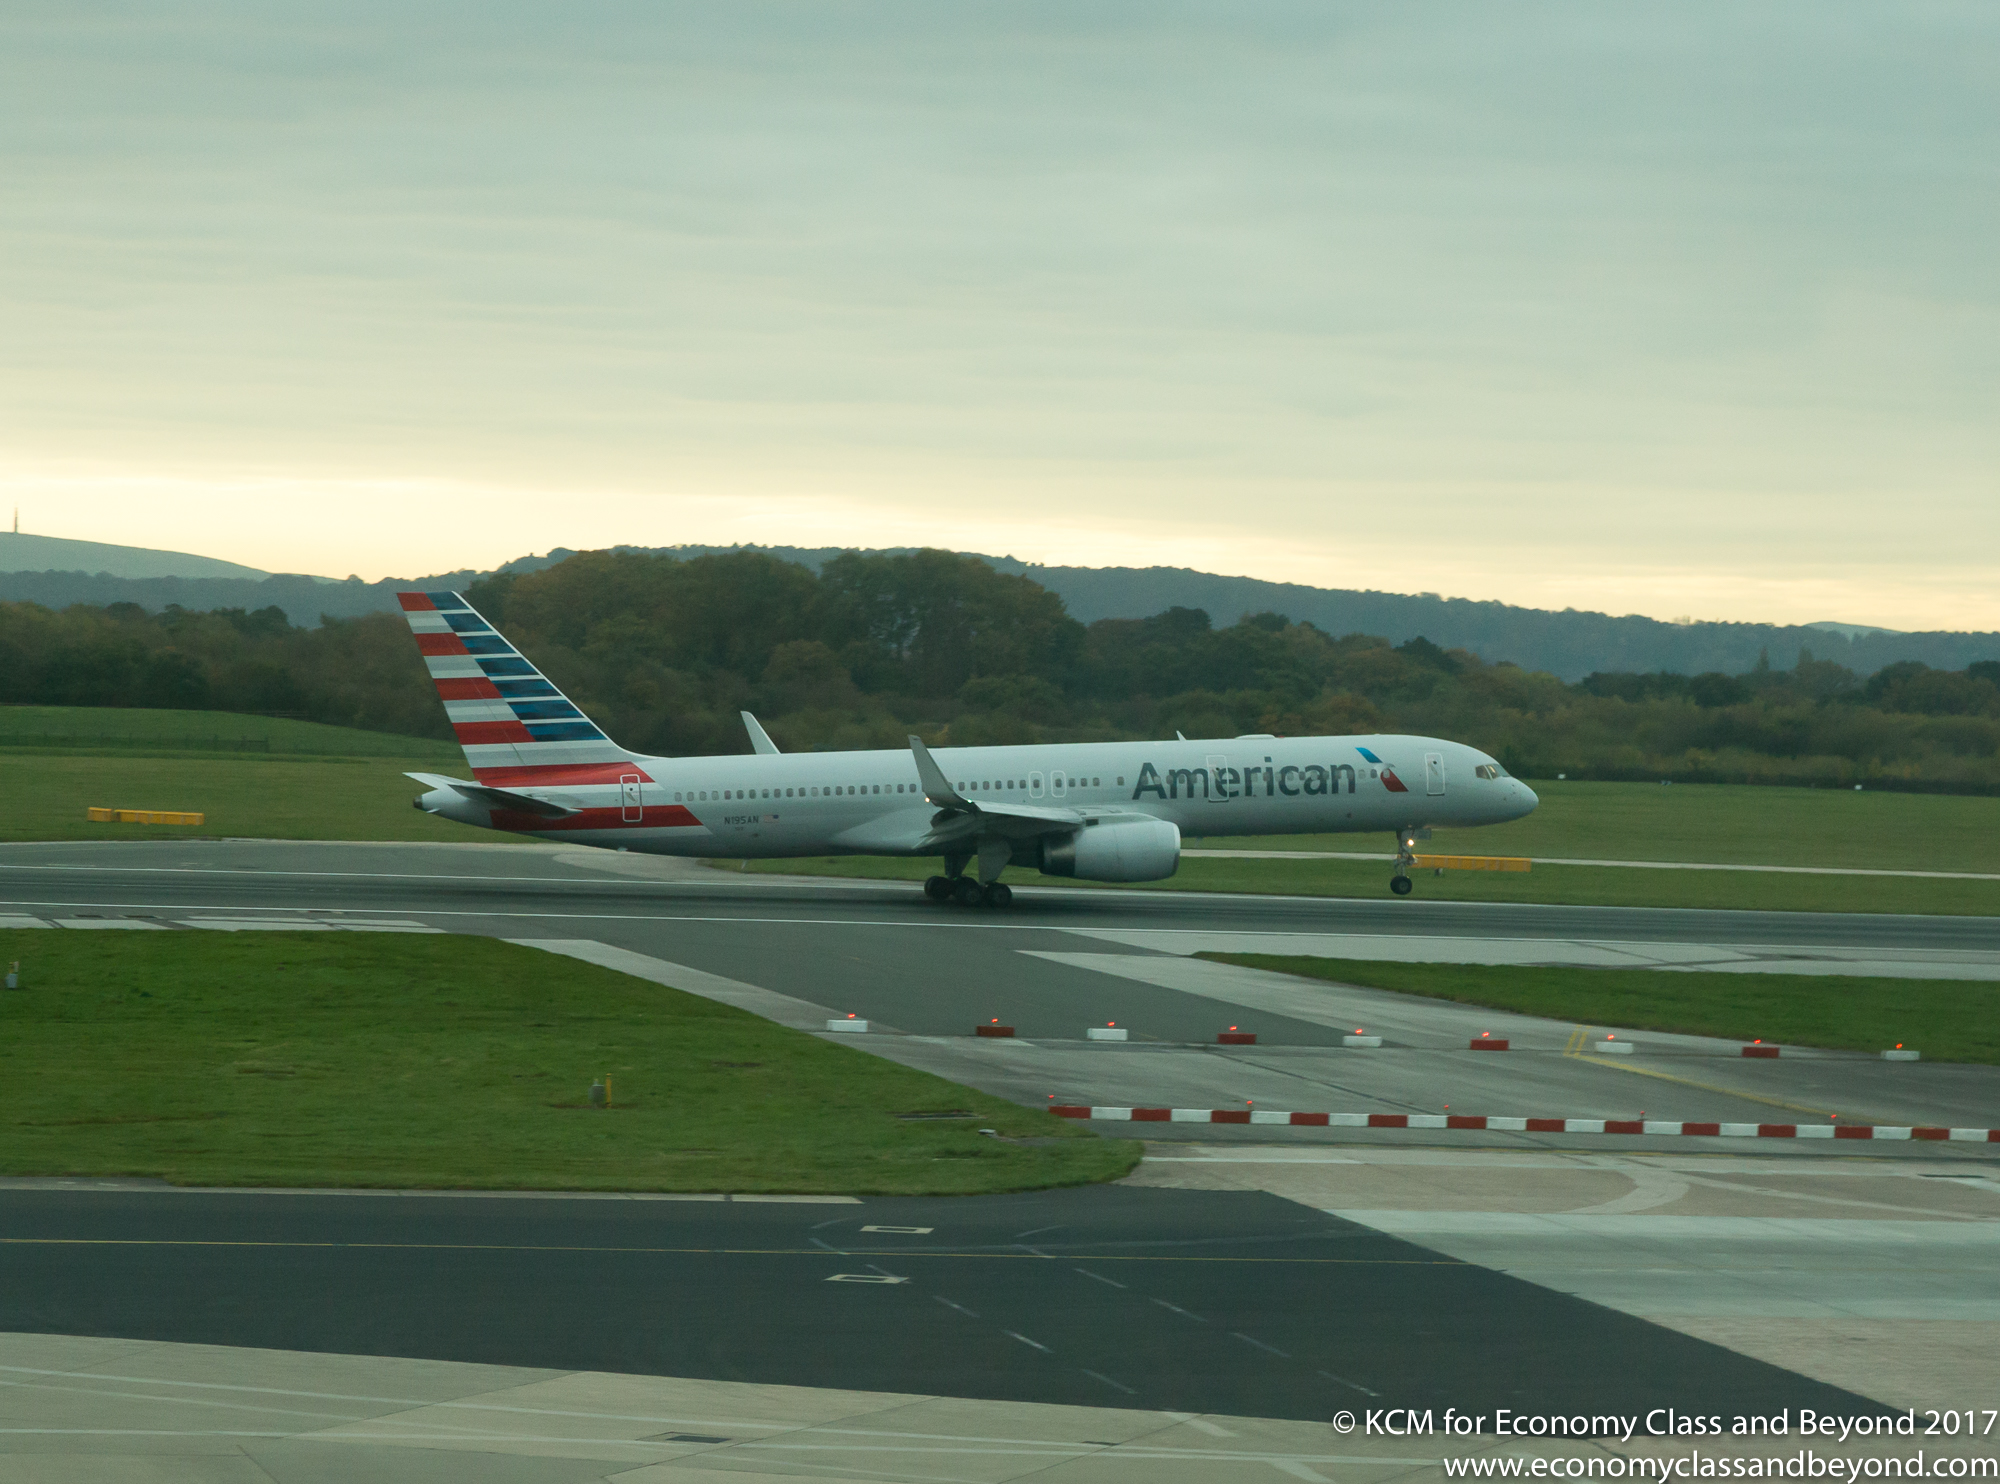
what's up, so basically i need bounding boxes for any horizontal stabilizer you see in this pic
[405,772,579,819]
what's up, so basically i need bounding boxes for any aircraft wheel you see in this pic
[924,875,952,903]
[982,882,1012,909]
[1390,875,1413,896]
[952,877,985,907]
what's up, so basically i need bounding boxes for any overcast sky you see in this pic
[3,3,1995,629]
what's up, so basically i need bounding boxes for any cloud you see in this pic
[1,2,1995,628]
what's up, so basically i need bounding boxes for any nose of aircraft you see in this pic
[1509,780,1540,819]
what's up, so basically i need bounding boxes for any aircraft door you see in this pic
[1029,771,1045,798]
[1425,753,1445,796]
[1050,770,1067,799]
[620,774,644,822]
[1206,754,1229,803]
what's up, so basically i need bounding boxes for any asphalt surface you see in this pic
[0,1182,1890,1425]
[6,839,1997,1137]
[6,839,2000,1052]
[8,838,2000,953]
[1,838,1991,1419]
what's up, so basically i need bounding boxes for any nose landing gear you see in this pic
[1390,827,1421,895]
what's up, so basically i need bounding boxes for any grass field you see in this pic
[1198,955,2000,1066]
[737,851,2000,915]
[1191,780,2000,874]
[0,705,460,761]
[0,931,1134,1193]
[0,752,506,844]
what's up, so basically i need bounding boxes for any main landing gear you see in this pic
[925,875,1012,909]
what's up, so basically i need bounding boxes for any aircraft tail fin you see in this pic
[397,591,636,781]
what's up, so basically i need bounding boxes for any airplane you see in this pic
[400,589,1537,905]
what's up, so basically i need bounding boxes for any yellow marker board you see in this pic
[1412,854,1531,873]
[87,808,205,826]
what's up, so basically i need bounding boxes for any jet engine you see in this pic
[1039,818,1181,882]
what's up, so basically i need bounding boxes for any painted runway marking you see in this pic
[1149,1298,1206,1321]
[932,1295,979,1317]
[5,894,1977,959]
[1074,1268,1127,1288]
[1560,1037,1842,1119]
[1186,849,2000,882]
[1165,1411,1238,1437]
[1317,1367,1380,1398]
[1081,1369,1136,1395]
[1002,1330,1051,1352]
[1231,1332,1291,1357]
[0,1237,1467,1266]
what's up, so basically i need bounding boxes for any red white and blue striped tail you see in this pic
[398,591,634,782]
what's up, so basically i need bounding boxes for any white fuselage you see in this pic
[418,732,1537,858]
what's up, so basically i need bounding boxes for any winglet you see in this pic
[908,735,973,811]
[742,711,780,755]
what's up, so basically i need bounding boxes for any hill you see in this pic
[5,545,1998,794]
[505,546,2000,682]
[3,538,1995,683]
[0,532,273,582]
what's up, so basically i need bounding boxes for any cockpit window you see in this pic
[1473,763,1506,780]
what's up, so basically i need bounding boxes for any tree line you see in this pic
[4,548,1998,792]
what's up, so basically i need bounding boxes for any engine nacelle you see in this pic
[1039,818,1181,882]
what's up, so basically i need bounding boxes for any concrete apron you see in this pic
[5,1327,1996,1484]
[1130,1144,2000,1420]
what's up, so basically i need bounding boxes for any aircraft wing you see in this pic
[405,772,580,819]
[906,736,1084,845]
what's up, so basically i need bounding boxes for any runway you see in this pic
[2,837,1996,1460]
[4,839,1996,1139]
